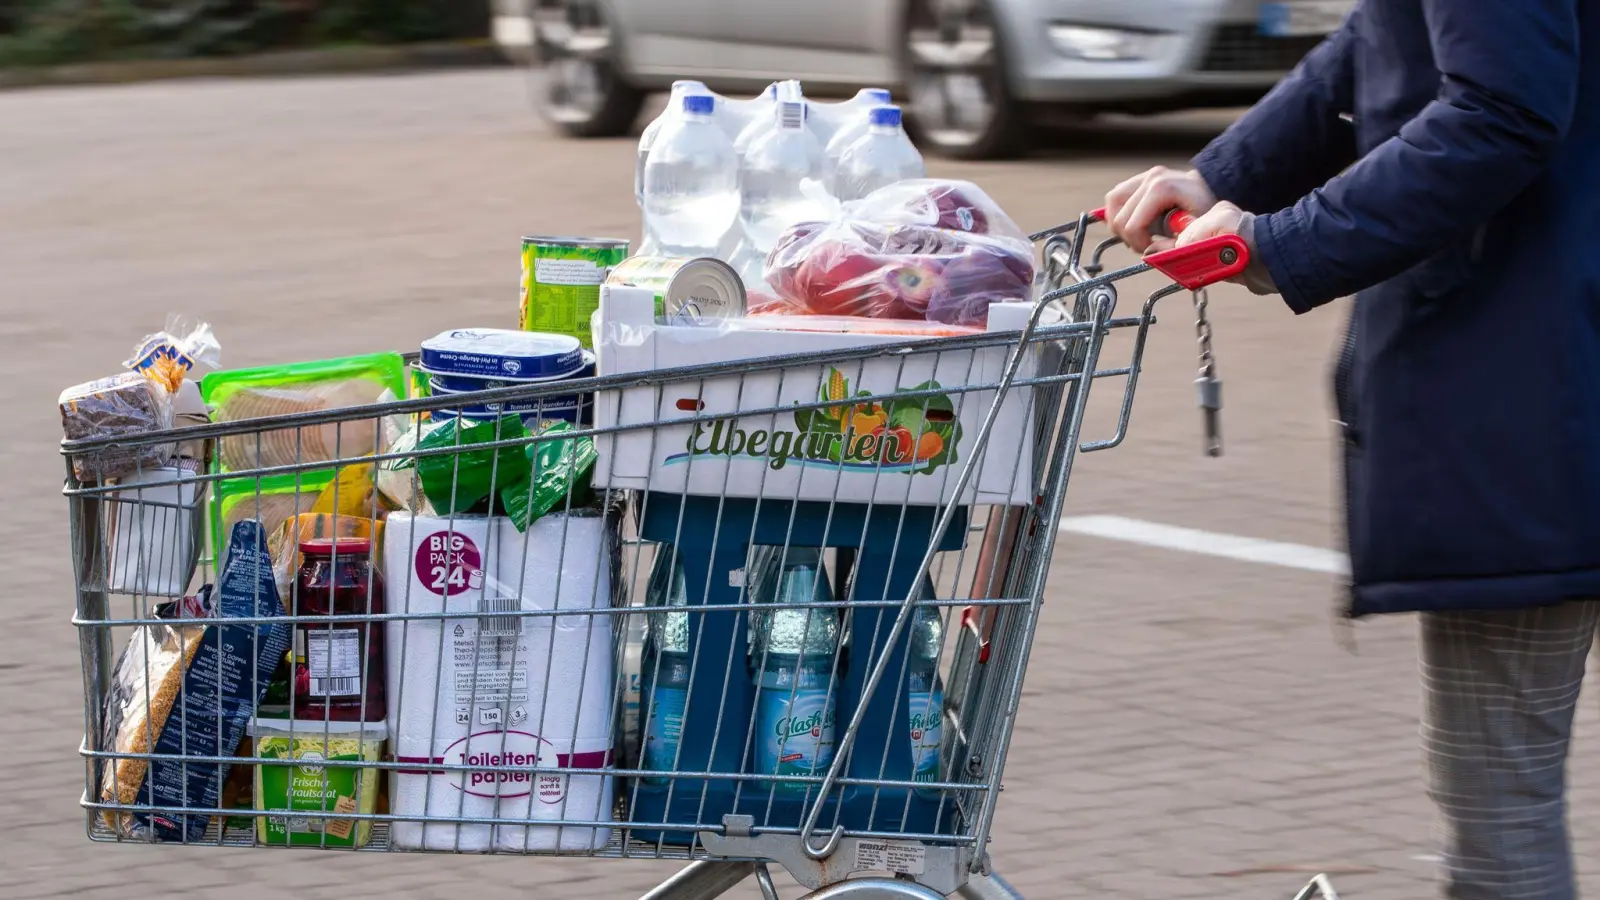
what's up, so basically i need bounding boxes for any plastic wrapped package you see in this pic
[125,316,223,395]
[411,415,598,532]
[99,520,291,841]
[500,420,598,531]
[60,315,221,483]
[212,472,332,564]
[202,353,407,473]
[59,373,176,482]
[762,179,1035,327]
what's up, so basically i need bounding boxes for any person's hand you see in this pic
[1168,200,1279,295]
[1104,166,1217,253]
[1167,200,1245,252]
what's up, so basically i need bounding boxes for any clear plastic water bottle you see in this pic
[636,80,712,208]
[735,80,803,156]
[739,100,826,254]
[644,93,741,258]
[821,88,894,169]
[748,547,840,792]
[640,545,691,786]
[636,81,713,256]
[831,105,926,202]
[720,82,781,142]
[906,577,944,800]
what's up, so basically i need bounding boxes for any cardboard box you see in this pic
[593,286,1045,507]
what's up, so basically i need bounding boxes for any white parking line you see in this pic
[1057,515,1349,575]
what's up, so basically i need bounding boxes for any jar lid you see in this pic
[300,536,372,555]
[419,328,584,379]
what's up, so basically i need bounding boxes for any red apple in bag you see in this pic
[880,257,949,316]
[925,245,1034,326]
[790,240,894,316]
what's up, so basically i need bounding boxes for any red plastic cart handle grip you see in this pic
[1154,209,1194,237]
[1086,206,1249,290]
[1089,206,1192,236]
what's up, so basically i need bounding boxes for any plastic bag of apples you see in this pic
[759,179,1035,327]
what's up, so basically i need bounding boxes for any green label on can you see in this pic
[520,238,630,349]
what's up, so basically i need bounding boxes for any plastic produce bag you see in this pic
[763,179,1034,326]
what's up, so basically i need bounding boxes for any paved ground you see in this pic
[4,68,1599,900]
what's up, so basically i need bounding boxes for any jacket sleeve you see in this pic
[1191,16,1359,216]
[1256,0,1581,314]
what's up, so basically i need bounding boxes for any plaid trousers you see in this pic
[1421,602,1599,900]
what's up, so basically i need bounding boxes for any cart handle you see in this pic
[1087,207,1250,290]
[1088,206,1192,237]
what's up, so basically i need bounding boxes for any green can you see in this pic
[519,236,630,348]
[604,255,747,322]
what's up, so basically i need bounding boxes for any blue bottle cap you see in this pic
[863,88,893,103]
[869,105,903,128]
[684,94,716,115]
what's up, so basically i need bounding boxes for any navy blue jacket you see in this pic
[1192,0,1600,616]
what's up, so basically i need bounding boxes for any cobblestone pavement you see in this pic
[4,68,1598,900]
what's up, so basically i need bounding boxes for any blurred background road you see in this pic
[5,66,1600,900]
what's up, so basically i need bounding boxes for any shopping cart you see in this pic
[63,210,1338,900]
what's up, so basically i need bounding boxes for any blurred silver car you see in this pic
[494,0,1350,159]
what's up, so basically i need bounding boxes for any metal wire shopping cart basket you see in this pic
[63,211,1338,900]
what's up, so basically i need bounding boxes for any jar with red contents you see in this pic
[290,537,386,722]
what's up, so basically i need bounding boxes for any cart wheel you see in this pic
[901,0,1028,159]
[798,878,946,900]
[532,0,645,137]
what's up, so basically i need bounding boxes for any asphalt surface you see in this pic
[4,67,1599,900]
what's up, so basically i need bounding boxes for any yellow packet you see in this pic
[310,462,379,517]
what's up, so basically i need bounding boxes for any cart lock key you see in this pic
[1193,287,1222,457]
[1149,208,1225,458]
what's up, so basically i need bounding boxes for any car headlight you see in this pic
[1048,25,1165,61]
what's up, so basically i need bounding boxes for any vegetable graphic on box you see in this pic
[793,367,961,474]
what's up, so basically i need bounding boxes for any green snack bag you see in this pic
[500,420,599,532]
[416,415,533,515]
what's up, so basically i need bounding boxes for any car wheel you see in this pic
[532,0,645,138]
[901,0,1028,160]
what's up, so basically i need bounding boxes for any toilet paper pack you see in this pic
[382,510,618,852]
